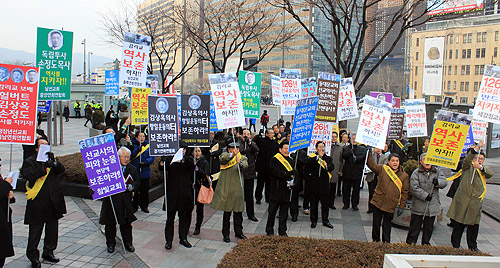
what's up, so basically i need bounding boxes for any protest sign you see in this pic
[337,78,358,121]
[356,96,392,149]
[308,121,334,156]
[37,101,52,113]
[180,95,210,147]
[209,73,246,129]
[105,70,120,95]
[405,99,427,138]
[119,32,151,88]
[289,97,318,152]
[473,65,500,124]
[208,94,220,131]
[461,127,474,157]
[131,87,151,125]
[370,92,393,105]
[393,97,401,108]
[79,133,126,200]
[239,70,261,118]
[280,77,301,115]
[147,74,159,95]
[280,68,301,79]
[425,110,472,169]
[388,109,404,140]
[0,64,39,145]
[315,72,340,122]
[271,75,282,106]
[36,27,73,100]
[471,119,488,142]
[148,95,179,156]
[301,77,317,98]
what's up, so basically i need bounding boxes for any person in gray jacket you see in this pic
[406,153,447,245]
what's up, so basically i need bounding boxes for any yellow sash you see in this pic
[26,168,51,200]
[132,144,150,161]
[309,153,332,179]
[394,139,404,149]
[274,153,293,171]
[446,170,463,181]
[477,169,487,201]
[220,153,242,170]
[383,165,402,205]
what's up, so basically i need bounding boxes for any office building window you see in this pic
[460,97,468,103]
[448,81,451,90]
[465,82,469,91]
[467,49,471,58]
[449,50,453,59]
[474,81,479,92]
[425,96,430,102]
[448,65,452,75]
[468,33,472,43]
[466,65,471,75]
[461,65,466,75]
[495,47,498,58]
[416,38,419,46]
[462,49,467,58]
[453,81,457,90]
[476,48,481,58]
[477,32,482,42]
[460,82,465,91]
[480,65,485,75]
[435,96,442,102]
[456,49,458,59]
[481,48,486,58]
[455,65,458,75]
[475,65,480,75]
[496,31,499,41]
[463,34,467,43]
[482,32,487,42]
[416,52,419,61]
[415,66,418,76]
[414,81,417,91]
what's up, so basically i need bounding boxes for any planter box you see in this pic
[15,178,164,202]
[384,254,500,268]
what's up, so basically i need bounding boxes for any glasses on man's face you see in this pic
[120,156,130,159]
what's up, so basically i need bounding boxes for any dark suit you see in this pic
[0,178,15,267]
[289,148,307,218]
[194,156,210,229]
[305,154,334,224]
[266,153,295,235]
[342,144,367,208]
[240,138,259,218]
[99,164,139,247]
[254,136,278,202]
[202,139,223,189]
[21,154,66,262]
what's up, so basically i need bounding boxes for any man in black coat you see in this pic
[202,131,223,189]
[21,138,66,268]
[161,145,195,250]
[342,134,367,211]
[240,129,259,222]
[289,148,308,222]
[266,141,295,236]
[99,146,139,254]
[254,129,278,203]
[0,171,15,267]
[305,141,335,229]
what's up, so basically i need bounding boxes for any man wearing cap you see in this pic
[211,140,248,243]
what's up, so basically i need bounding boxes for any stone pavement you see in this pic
[3,114,500,267]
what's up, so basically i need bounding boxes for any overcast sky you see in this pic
[0,0,131,59]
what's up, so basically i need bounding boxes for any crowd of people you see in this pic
[0,112,494,268]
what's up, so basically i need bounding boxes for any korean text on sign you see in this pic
[239,70,262,119]
[280,78,301,115]
[289,97,318,152]
[337,78,358,121]
[0,64,39,145]
[271,75,282,106]
[119,32,151,88]
[148,95,179,156]
[79,133,126,200]
[355,96,392,149]
[301,77,317,99]
[209,73,246,129]
[131,87,151,125]
[315,72,340,122]
[405,98,427,138]
[473,65,500,124]
[180,94,210,147]
[307,121,335,156]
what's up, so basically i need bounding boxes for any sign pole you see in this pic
[360,149,370,188]
[231,129,244,189]
[59,101,64,145]
[163,162,168,221]
[47,103,53,145]
[109,196,127,253]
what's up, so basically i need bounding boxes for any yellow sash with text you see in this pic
[383,165,402,204]
[309,153,332,179]
[132,144,150,161]
[274,153,293,172]
[447,168,487,201]
[220,153,242,170]
[394,139,404,150]
[26,168,51,200]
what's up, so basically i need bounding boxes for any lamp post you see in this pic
[88,51,93,84]
[81,39,86,83]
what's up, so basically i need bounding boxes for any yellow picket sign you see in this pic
[424,120,469,169]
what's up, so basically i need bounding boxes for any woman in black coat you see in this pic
[192,147,210,235]
[0,174,15,267]
[63,105,70,122]
[305,141,334,229]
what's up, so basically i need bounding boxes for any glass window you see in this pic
[453,81,457,90]
[449,50,453,59]
[482,32,487,42]
[461,65,466,75]
[481,65,485,75]
[463,34,467,43]
[448,81,451,90]
[481,48,486,58]
[448,65,452,75]
[460,82,464,91]
[467,49,471,58]
[475,65,480,75]
[477,32,482,42]
[415,66,418,76]
[465,82,469,91]
[466,65,471,75]
[476,48,481,58]
[460,97,468,104]
[425,96,430,102]
[455,65,458,75]
[416,52,419,61]
[416,38,419,46]
[495,47,498,58]
[468,33,472,43]
[455,49,458,59]
[495,31,499,41]
[462,49,467,58]
[474,82,479,91]
[414,81,417,91]
[435,96,442,102]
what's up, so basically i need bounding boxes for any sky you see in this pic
[0,0,134,60]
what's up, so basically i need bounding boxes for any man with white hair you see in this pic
[99,147,139,253]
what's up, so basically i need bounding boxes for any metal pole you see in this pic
[360,149,370,187]
[281,9,285,69]
[83,39,86,83]
[59,101,63,145]
[88,52,92,84]
[471,148,481,184]
[47,103,53,145]
[109,196,127,253]
[9,144,12,172]
[163,161,168,221]
[181,0,186,94]
[53,102,58,146]
[231,129,243,189]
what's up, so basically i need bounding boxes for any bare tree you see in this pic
[97,1,199,92]
[175,0,299,74]
[269,0,446,93]
[362,64,406,97]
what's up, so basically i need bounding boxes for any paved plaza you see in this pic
[2,114,500,267]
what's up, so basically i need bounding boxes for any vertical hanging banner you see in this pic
[356,96,392,149]
[307,121,335,156]
[131,87,151,125]
[79,133,126,200]
[119,32,151,88]
[36,27,73,100]
[425,110,472,169]
[209,73,246,129]
[271,75,282,106]
[105,70,119,96]
[315,72,340,122]
[405,99,428,138]
[337,77,358,121]
[301,77,317,98]
[422,37,445,96]
[180,94,210,147]
[387,109,405,140]
[0,64,39,144]
[238,70,261,118]
[148,95,179,156]
[289,97,319,152]
[473,65,500,124]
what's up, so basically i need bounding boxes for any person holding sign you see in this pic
[447,140,493,252]
[21,138,66,268]
[211,141,248,243]
[131,131,155,213]
[406,153,447,245]
[366,151,410,243]
[99,147,139,254]
[305,141,335,229]
[265,141,295,236]
[0,166,15,267]
[239,129,260,222]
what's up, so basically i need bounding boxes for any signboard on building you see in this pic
[428,0,484,19]
[422,37,444,96]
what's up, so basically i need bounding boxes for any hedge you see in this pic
[218,236,486,268]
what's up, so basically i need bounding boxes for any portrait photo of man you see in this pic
[0,67,9,82]
[48,30,64,50]
[188,95,201,110]
[11,68,24,83]
[26,69,39,84]
[156,98,169,113]
[245,72,256,85]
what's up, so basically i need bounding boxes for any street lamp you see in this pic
[88,51,93,84]
[81,39,86,83]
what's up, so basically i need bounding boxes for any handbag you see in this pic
[197,176,214,204]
